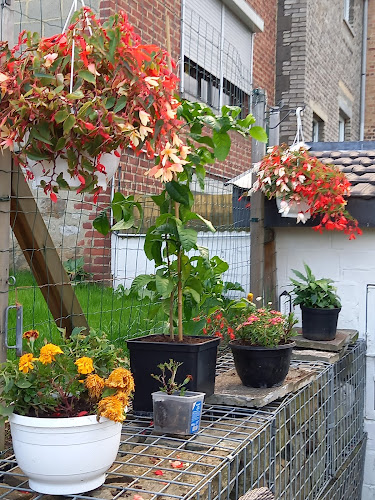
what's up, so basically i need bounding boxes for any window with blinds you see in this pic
[182,0,254,115]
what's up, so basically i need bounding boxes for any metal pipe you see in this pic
[360,0,368,141]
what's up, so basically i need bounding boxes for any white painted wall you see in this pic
[111,231,251,294]
[275,226,373,499]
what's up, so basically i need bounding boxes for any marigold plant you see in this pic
[251,144,362,239]
[0,328,133,422]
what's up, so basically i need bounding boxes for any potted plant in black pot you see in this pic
[151,359,205,435]
[214,298,297,388]
[290,263,341,341]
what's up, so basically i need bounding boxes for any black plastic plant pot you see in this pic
[127,335,220,414]
[301,305,341,341]
[229,341,294,388]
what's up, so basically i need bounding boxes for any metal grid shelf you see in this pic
[0,405,274,500]
[0,343,366,500]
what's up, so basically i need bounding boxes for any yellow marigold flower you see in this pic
[18,353,37,374]
[247,292,254,302]
[116,390,130,407]
[105,368,135,394]
[85,374,105,399]
[22,329,39,341]
[38,343,63,365]
[75,357,94,375]
[98,395,125,423]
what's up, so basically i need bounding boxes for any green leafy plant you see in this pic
[63,257,92,283]
[0,327,134,422]
[151,359,192,395]
[290,263,341,309]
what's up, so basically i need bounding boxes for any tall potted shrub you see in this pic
[290,263,341,341]
[97,100,266,413]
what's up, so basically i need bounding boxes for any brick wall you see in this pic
[364,0,375,140]
[276,0,363,145]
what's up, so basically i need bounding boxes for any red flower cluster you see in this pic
[252,145,362,239]
[202,311,235,341]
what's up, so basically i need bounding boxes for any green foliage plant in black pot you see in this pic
[220,298,297,388]
[151,359,204,435]
[290,263,341,341]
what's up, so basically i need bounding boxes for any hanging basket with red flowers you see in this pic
[0,7,186,202]
[251,144,362,239]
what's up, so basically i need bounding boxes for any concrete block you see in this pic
[206,366,317,408]
[293,329,358,352]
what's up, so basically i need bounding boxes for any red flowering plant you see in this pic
[251,144,362,239]
[0,8,186,202]
[203,296,297,348]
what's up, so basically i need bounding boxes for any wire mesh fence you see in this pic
[2,0,255,349]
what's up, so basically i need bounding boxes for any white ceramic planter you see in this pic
[9,413,122,495]
[27,148,121,191]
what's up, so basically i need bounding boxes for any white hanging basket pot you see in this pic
[9,413,122,495]
[27,148,121,191]
[276,197,311,221]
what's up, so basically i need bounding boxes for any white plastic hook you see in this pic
[290,107,310,151]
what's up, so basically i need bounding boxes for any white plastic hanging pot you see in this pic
[27,148,121,191]
[9,413,122,495]
[276,197,311,220]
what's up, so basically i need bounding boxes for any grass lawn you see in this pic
[6,271,165,351]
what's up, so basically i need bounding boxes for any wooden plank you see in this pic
[0,150,11,450]
[10,162,88,335]
[250,91,266,298]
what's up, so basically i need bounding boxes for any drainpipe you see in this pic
[360,0,368,141]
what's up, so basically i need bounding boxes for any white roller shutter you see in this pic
[183,0,253,93]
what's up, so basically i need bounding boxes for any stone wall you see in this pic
[276,0,363,145]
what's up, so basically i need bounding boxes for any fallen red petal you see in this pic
[154,470,164,476]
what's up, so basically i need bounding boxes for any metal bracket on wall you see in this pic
[1,1,11,7]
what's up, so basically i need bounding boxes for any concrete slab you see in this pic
[292,349,340,364]
[206,365,317,408]
[293,329,358,352]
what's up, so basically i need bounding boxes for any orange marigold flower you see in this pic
[116,390,130,407]
[105,368,135,393]
[98,395,126,422]
[22,329,39,341]
[38,343,63,364]
[85,374,105,399]
[18,353,37,373]
[247,293,254,302]
[75,356,94,375]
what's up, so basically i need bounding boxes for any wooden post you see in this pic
[250,90,267,299]
[0,150,11,450]
[10,163,88,335]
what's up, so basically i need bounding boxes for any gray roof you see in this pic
[308,141,375,199]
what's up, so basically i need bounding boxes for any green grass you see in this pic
[7,271,165,349]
